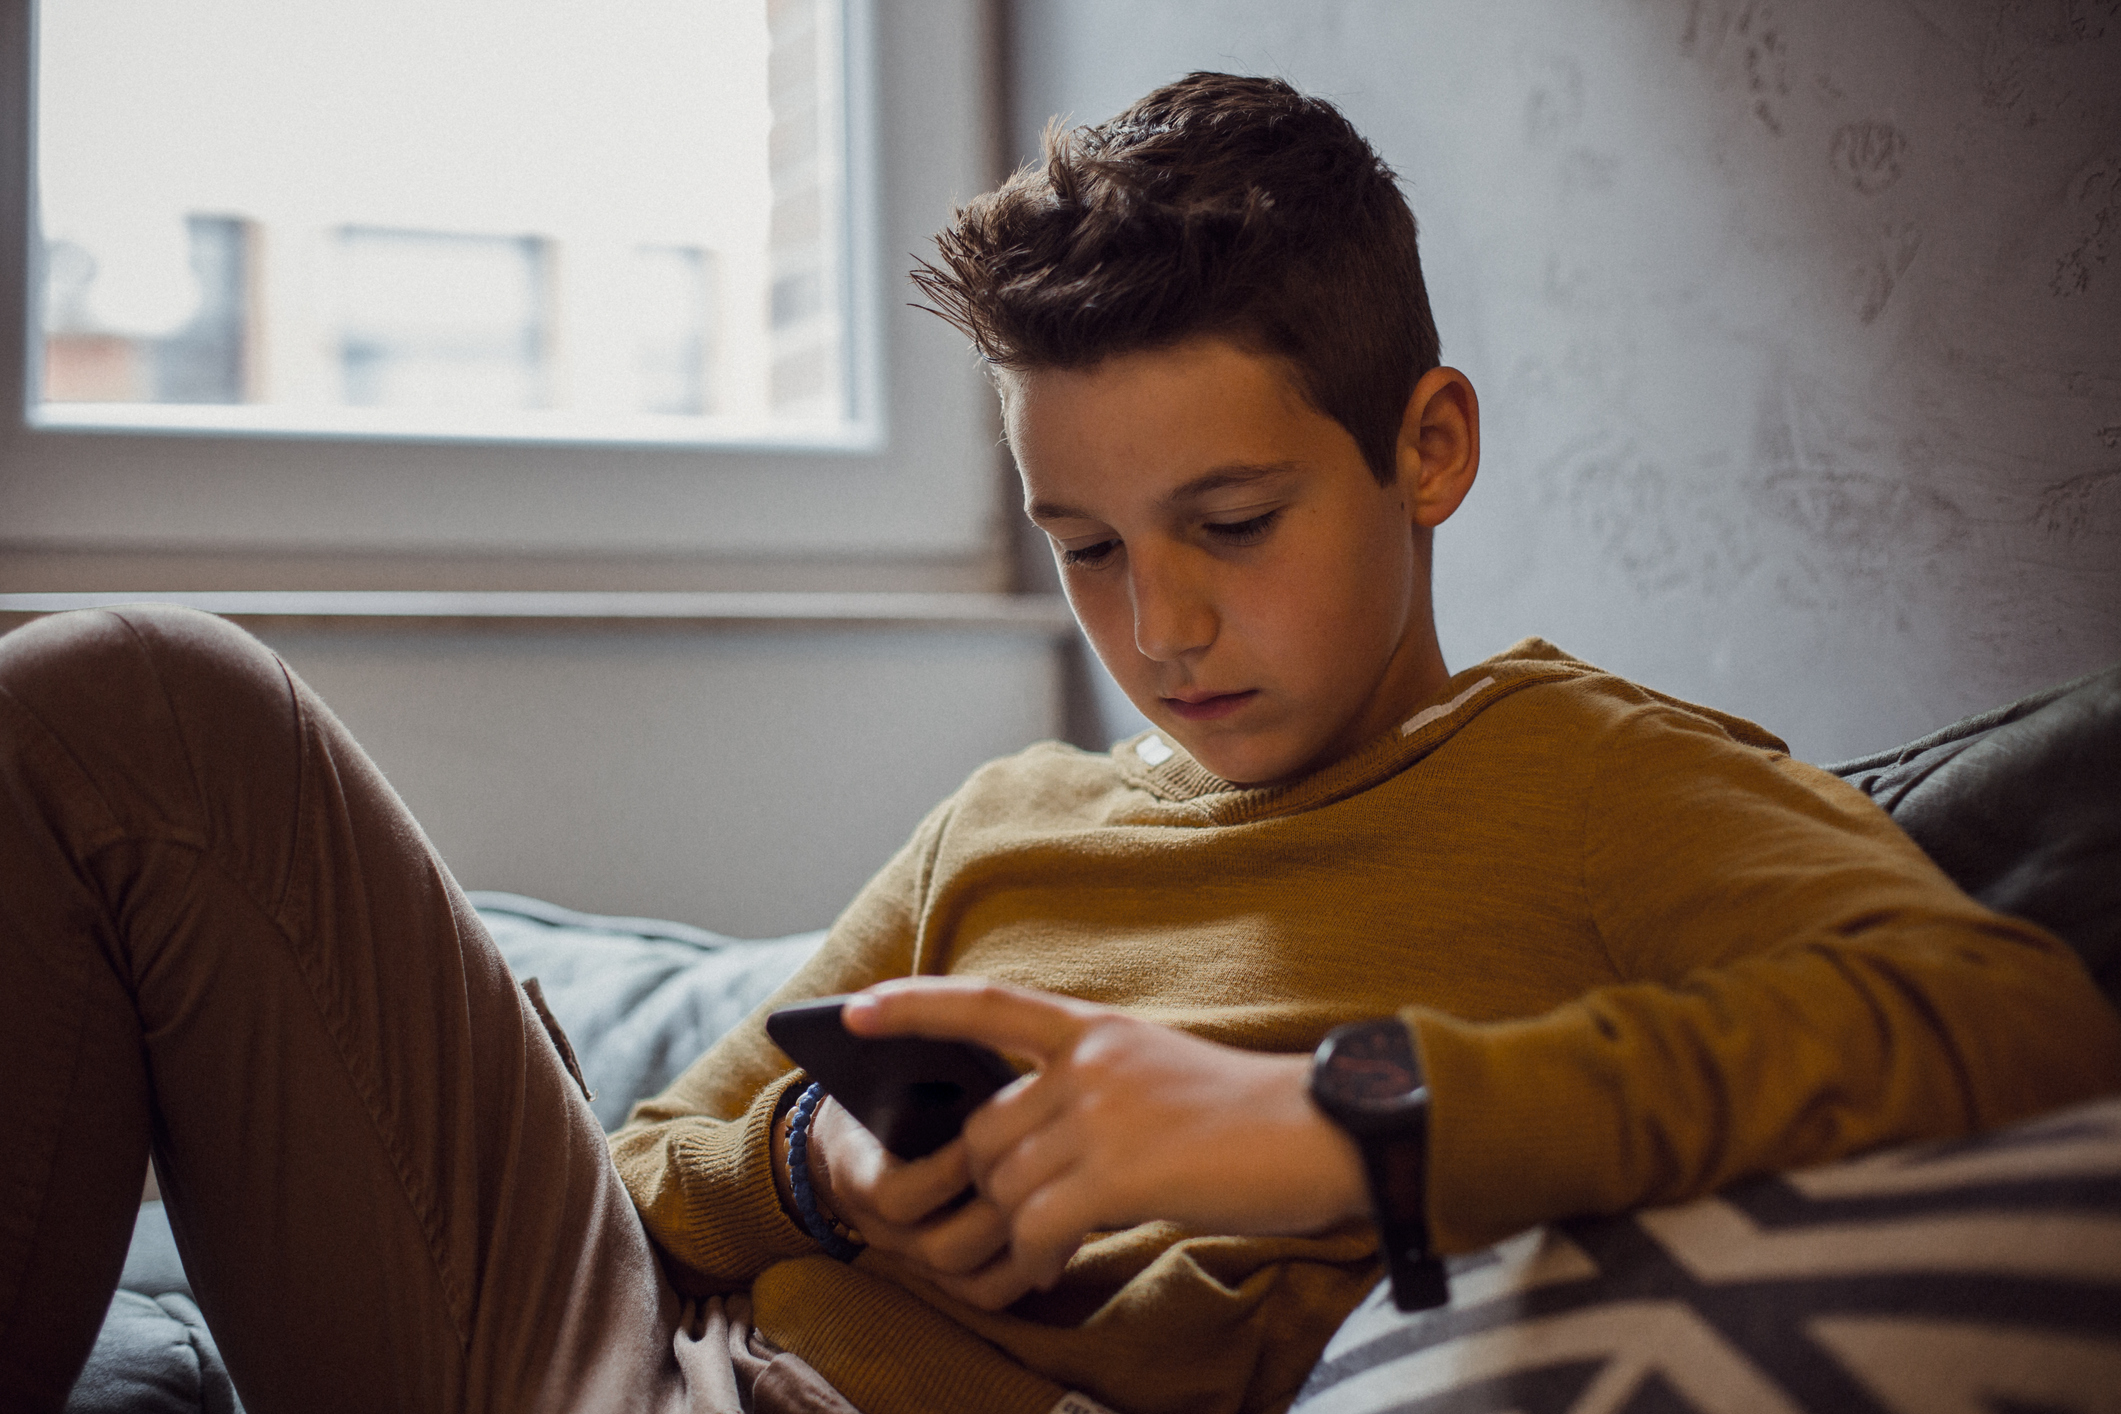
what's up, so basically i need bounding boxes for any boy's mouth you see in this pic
[1163,689,1258,722]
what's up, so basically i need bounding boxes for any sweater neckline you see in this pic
[1109,637,1598,823]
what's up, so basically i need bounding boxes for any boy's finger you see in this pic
[861,1135,971,1222]
[844,976,1092,1058]
[960,1069,1060,1178]
[906,1195,1012,1276]
[972,1100,1081,1214]
[1008,1177,1100,1291]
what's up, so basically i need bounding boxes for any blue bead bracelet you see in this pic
[788,1082,863,1261]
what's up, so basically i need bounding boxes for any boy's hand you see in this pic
[842,977,1372,1302]
[797,1096,1037,1307]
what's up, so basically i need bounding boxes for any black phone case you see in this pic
[765,995,1020,1159]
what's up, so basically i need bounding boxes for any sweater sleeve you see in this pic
[608,796,955,1290]
[1408,700,2121,1253]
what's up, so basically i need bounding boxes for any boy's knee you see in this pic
[0,605,297,758]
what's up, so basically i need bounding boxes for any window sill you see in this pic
[0,589,1075,634]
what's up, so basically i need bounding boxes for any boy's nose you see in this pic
[1129,552,1217,662]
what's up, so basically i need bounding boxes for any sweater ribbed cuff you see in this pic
[647,1070,819,1281]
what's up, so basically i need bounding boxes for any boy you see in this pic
[0,71,2112,1414]
[608,72,2121,1413]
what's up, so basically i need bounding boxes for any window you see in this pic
[0,0,1004,577]
[32,0,857,441]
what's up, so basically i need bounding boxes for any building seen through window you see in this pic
[44,214,251,404]
[33,0,854,439]
[335,228,554,412]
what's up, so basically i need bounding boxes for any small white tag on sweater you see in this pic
[1135,734,1174,765]
[1050,1396,1117,1414]
[1400,675,1496,736]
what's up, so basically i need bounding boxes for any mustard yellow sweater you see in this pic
[611,640,2121,1414]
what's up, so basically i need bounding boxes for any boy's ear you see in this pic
[1395,367,1479,529]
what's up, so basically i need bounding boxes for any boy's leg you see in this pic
[0,606,686,1413]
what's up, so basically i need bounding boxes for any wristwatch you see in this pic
[1309,1017,1450,1311]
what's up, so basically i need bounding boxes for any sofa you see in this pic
[65,664,2121,1414]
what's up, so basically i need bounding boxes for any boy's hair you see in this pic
[914,72,1440,485]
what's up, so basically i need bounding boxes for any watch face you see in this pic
[1315,1019,1424,1115]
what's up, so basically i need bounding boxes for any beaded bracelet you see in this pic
[787,1082,864,1261]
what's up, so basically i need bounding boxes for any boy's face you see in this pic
[1008,338,1453,786]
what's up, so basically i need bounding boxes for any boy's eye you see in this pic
[1203,510,1280,545]
[1059,538,1120,568]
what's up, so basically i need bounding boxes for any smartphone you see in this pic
[765,994,1021,1160]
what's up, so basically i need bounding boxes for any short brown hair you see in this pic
[913,72,1441,484]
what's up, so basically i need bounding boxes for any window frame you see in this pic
[0,0,1007,575]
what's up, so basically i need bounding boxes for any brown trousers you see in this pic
[0,607,851,1414]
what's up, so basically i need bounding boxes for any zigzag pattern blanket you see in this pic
[1295,1095,2121,1414]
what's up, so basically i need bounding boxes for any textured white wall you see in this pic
[1010,0,2121,761]
[260,626,1064,936]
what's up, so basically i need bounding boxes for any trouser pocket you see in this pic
[519,977,595,1105]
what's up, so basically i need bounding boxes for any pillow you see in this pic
[62,1290,239,1414]
[470,890,825,1131]
[1826,663,2121,1006]
[1291,1094,2121,1413]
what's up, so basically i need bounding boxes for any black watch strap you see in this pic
[1359,1118,1448,1311]
[1310,1018,1450,1312]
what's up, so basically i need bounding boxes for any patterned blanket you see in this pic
[1295,1095,2121,1414]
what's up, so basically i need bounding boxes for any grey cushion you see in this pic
[69,1205,233,1412]
[64,1289,240,1414]
[1827,663,2121,1006]
[469,890,824,1131]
